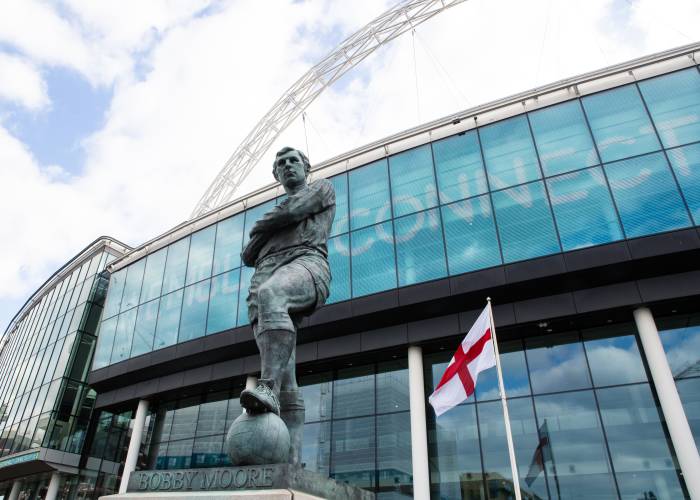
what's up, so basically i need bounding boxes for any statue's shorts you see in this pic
[247,248,331,336]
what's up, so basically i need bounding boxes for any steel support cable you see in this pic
[414,30,470,107]
[412,28,421,123]
[191,0,468,218]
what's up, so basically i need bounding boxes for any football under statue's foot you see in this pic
[240,382,281,415]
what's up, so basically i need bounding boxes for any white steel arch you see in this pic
[191,0,467,218]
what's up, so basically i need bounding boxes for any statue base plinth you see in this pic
[100,465,373,500]
[101,489,324,499]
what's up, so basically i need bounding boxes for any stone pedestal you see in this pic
[99,465,373,500]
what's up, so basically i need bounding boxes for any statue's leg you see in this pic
[280,348,304,466]
[242,263,315,415]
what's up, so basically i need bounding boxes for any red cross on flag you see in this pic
[429,304,496,416]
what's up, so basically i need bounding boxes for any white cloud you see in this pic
[0,0,97,82]
[1,0,700,332]
[0,53,48,110]
[0,125,88,297]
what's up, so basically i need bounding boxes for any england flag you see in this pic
[429,304,496,416]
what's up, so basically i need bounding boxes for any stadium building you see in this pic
[1,42,700,499]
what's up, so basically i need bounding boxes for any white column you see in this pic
[44,472,60,500]
[119,399,150,494]
[7,480,21,500]
[634,307,700,499]
[246,375,258,390]
[408,345,431,500]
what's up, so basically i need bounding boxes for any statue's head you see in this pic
[272,147,311,188]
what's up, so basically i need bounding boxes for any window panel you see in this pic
[480,115,541,189]
[638,68,700,148]
[597,384,685,499]
[120,259,145,312]
[195,397,228,437]
[534,391,618,499]
[165,439,193,470]
[676,378,700,450]
[394,209,446,286]
[102,269,126,319]
[179,279,211,342]
[349,159,391,230]
[162,238,190,295]
[667,143,700,224]
[327,234,350,304]
[170,399,200,442]
[333,365,375,419]
[206,269,240,335]
[331,416,375,489]
[376,412,412,495]
[433,131,487,205]
[389,145,438,217]
[139,248,167,304]
[351,222,397,297]
[301,421,331,476]
[243,199,275,247]
[376,360,409,413]
[329,174,349,236]
[546,166,623,250]
[492,181,560,262]
[192,435,224,468]
[427,403,483,500]
[236,266,255,327]
[441,195,501,275]
[658,315,700,379]
[474,340,531,401]
[131,299,159,358]
[582,84,661,162]
[605,152,691,237]
[529,100,599,176]
[93,317,117,370]
[212,214,244,275]
[525,332,592,393]
[583,326,647,386]
[185,226,216,286]
[154,289,183,350]
[478,398,547,500]
[225,396,243,431]
[111,309,137,364]
[300,372,333,423]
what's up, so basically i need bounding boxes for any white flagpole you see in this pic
[487,297,522,500]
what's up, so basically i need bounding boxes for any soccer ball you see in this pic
[225,411,290,465]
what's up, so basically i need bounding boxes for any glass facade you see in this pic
[425,325,686,500]
[0,249,117,460]
[658,314,700,451]
[143,361,412,499]
[94,66,700,370]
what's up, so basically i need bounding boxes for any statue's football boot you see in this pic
[240,379,280,415]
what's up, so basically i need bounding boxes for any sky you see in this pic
[0,0,699,333]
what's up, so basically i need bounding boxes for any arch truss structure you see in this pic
[191,0,467,218]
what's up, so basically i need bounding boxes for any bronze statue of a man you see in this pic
[239,146,335,465]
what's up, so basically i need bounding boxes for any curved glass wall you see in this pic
[95,66,700,370]
[425,324,686,500]
[0,249,117,459]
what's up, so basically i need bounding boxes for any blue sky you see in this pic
[4,67,113,176]
[0,0,698,335]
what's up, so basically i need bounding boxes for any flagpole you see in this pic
[487,297,522,500]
